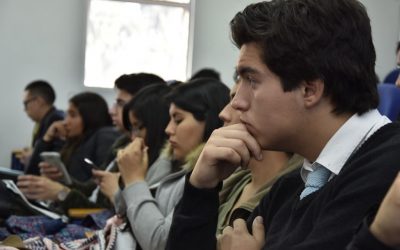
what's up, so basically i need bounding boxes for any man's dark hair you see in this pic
[24,80,56,105]
[230,0,378,115]
[396,41,400,54]
[114,73,165,95]
[189,68,221,81]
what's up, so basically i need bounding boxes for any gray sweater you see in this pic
[114,143,203,250]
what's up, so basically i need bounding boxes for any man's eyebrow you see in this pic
[236,66,260,76]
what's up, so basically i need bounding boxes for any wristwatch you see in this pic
[57,186,70,202]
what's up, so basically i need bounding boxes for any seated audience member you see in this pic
[0,92,118,219]
[33,73,166,211]
[15,92,118,199]
[39,72,165,180]
[383,41,400,84]
[216,77,303,235]
[165,1,400,250]
[347,172,400,250]
[81,72,166,205]
[20,80,64,172]
[50,83,172,212]
[29,92,118,181]
[189,68,221,81]
[113,78,229,250]
[110,72,166,135]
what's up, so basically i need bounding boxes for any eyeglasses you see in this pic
[23,97,37,108]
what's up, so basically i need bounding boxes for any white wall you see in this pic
[360,0,400,80]
[0,0,116,166]
[191,0,254,86]
[0,0,399,166]
[192,0,400,84]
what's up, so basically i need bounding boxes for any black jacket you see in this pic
[166,122,400,250]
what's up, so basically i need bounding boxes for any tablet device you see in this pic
[40,151,72,185]
[0,166,23,182]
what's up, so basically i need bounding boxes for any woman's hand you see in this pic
[14,147,32,166]
[43,120,67,142]
[17,175,65,201]
[39,161,63,181]
[117,138,149,186]
[92,169,120,203]
[104,215,124,233]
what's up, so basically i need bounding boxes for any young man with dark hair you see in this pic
[22,80,64,173]
[165,0,400,249]
[110,73,165,133]
[88,72,166,203]
[23,80,64,147]
[189,68,221,81]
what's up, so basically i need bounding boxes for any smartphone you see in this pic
[40,151,72,185]
[84,158,100,171]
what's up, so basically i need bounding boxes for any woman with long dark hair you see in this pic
[16,92,119,202]
[85,83,172,209]
[114,78,230,250]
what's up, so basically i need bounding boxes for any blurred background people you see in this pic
[113,78,229,250]
[189,68,221,81]
[20,91,118,186]
[383,41,400,84]
[15,80,64,171]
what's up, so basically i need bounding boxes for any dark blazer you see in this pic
[32,107,64,147]
[26,107,64,174]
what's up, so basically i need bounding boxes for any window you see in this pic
[84,0,192,88]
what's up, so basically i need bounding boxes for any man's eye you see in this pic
[245,76,257,87]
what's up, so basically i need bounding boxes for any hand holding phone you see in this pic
[84,158,100,171]
[39,161,63,181]
[40,152,72,185]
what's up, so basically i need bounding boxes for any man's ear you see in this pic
[36,96,46,107]
[300,79,324,108]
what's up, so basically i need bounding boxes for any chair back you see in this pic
[377,83,400,121]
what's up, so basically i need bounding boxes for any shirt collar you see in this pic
[301,109,390,182]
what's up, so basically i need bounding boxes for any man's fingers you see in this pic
[252,216,266,246]
[222,225,234,235]
[213,125,262,161]
[233,218,248,232]
[210,137,251,168]
[205,146,242,170]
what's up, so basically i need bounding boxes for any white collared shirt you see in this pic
[301,109,391,183]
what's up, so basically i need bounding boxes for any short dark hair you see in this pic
[25,80,56,105]
[396,41,400,53]
[230,0,378,115]
[190,68,221,81]
[69,92,112,134]
[114,73,165,96]
[166,78,230,141]
[122,84,171,165]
